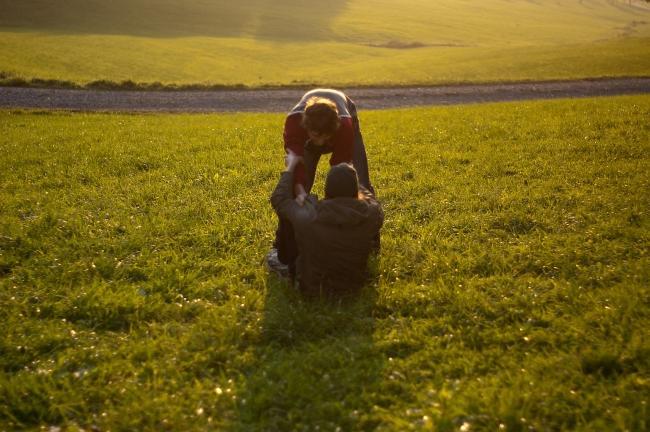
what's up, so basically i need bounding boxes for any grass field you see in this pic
[0,95,648,431]
[0,0,649,88]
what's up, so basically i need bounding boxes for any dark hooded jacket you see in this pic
[271,171,383,296]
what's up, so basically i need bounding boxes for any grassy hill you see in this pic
[0,0,649,87]
[1,95,648,430]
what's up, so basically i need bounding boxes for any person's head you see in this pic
[325,163,359,199]
[301,96,340,145]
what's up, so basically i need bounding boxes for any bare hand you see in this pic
[295,192,308,207]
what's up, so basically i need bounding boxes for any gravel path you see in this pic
[1,78,649,112]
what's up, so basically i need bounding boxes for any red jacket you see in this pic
[283,115,354,188]
[283,89,356,189]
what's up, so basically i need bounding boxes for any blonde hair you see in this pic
[301,97,340,136]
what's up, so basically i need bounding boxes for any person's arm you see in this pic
[271,151,306,220]
[283,114,309,203]
[293,183,307,207]
[329,118,355,166]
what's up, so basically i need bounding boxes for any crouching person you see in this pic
[270,151,383,297]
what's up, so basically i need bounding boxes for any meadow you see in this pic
[0,95,648,431]
[0,0,650,88]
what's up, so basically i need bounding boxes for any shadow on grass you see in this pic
[231,275,384,431]
[0,0,348,41]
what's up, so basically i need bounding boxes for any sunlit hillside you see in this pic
[0,0,649,87]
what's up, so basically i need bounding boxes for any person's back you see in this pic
[270,159,383,296]
[294,188,382,295]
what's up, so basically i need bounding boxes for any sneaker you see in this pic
[265,248,289,278]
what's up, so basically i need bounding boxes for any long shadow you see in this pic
[0,0,349,40]
[231,275,384,431]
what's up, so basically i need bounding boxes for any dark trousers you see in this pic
[275,101,374,270]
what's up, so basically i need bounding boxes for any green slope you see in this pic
[0,1,649,86]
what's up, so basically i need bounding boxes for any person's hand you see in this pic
[295,192,308,206]
[284,150,302,172]
[294,183,307,206]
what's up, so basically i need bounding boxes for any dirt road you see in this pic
[0,78,648,113]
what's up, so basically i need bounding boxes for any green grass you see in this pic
[1,0,650,88]
[1,95,649,431]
